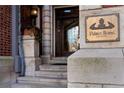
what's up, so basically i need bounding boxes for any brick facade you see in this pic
[0,6,12,56]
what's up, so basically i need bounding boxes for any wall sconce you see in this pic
[31,6,38,26]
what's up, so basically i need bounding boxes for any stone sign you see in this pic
[85,13,119,42]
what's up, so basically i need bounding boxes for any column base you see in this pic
[25,57,41,76]
[41,55,51,64]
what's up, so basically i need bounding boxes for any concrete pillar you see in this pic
[42,5,51,64]
[23,36,41,76]
[68,5,124,88]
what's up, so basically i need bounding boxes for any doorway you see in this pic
[54,6,79,57]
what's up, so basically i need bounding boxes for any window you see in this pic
[67,26,79,52]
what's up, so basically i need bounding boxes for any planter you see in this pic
[23,26,42,42]
[22,26,42,76]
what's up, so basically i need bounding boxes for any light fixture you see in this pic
[31,6,38,18]
[31,6,38,26]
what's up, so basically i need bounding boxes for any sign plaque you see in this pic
[85,13,119,42]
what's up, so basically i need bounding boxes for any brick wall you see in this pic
[0,6,12,56]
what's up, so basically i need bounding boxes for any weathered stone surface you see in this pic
[0,71,11,83]
[42,40,51,47]
[0,57,16,88]
[35,70,67,79]
[12,82,66,88]
[68,48,123,58]
[42,34,51,41]
[43,16,50,22]
[42,5,51,57]
[68,6,124,88]
[23,36,39,57]
[39,65,67,71]
[0,83,11,88]
[80,6,124,48]
[17,76,67,86]
[41,55,50,64]
[43,5,50,10]
[68,83,102,88]
[25,57,41,76]
[80,5,102,11]
[0,57,13,66]
[68,48,124,86]
[43,10,51,17]
[103,84,124,88]
[23,36,41,76]
[42,29,51,34]
[42,46,51,53]
[43,22,51,29]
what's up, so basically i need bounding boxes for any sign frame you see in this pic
[85,13,120,43]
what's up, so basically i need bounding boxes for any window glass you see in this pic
[67,26,79,52]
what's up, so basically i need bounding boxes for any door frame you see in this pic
[51,5,79,57]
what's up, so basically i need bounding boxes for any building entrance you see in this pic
[55,6,79,57]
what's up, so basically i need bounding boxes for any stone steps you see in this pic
[50,60,67,64]
[14,62,67,88]
[52,57,67,61]
[11,83,45,88]
[15,76,67,88]
[35,70,67,79]
[49,57,67,64]
[39,65,67,71]
[11,82,66,88]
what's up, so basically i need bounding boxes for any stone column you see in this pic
[23,35,41,76]
[68,6,124,88]
[41,5,51,64]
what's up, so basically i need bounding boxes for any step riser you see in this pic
[17,77,67,83]
[49,57,67,64]
[50,61,67,64]
[39,66,67,71]
[39,69,67,72]
[39,68,67,72]
[11,84,47,88]
[35,71,67,79]
[35,74,67,79]
[15,64,67,88]
[12,83,67,88]
[18,80,67,87]
[52,57,67,61]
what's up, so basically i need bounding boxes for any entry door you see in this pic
[55,19,64,57]
[55,6,79,57]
